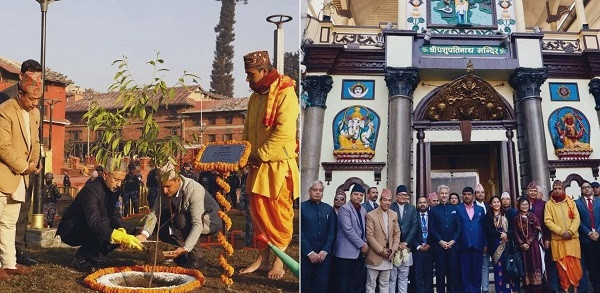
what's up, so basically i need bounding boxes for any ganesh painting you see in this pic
[548,107,594,160]
[332,106,380,162]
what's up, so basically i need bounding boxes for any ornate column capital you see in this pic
[589,78,600,110]
[302,75,333,108]
[384,67,420,99]
[508,67,548,101]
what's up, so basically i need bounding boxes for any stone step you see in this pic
[26,228,71,248]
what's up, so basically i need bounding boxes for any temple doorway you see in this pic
[429,142,503,197]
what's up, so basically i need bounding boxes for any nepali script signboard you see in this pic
[194,141,251,173]
[421,45,507,56]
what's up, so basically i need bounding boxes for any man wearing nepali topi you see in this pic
[239,50,299,279]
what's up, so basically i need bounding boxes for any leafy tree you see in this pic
[84,52,198,170]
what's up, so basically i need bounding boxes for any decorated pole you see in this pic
[195,140,251,287]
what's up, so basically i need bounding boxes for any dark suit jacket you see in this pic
[390,202,419,249]
[362,201,377,213]
[576,196,600,244]
[429,203,461,253]
[456,203,486,251]
[413,211,435,249]
[57,178,125,245]
[301,200,336,256]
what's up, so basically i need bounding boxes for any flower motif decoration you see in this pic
[84,265,205,293]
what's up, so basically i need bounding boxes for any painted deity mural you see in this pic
[428,0,496,28]
[409,0,516,34]
[548,107,594,160]
[332,106,380,162]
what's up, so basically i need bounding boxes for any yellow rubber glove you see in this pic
[111,229,144,251]
[117,228,127,234]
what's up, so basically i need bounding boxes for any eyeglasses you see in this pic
[334,197,345,201]
[582,186,592,189]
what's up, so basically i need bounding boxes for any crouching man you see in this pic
[137,162,223,269]
[57,158,143,272]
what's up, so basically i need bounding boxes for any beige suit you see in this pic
[0,95,39,269]
[0,96,40,199]
[365,207,401,293]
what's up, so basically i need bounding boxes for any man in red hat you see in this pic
[239,51,299,279]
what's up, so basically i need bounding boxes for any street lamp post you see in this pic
[32,0,60,230]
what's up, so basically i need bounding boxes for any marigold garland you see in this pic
[216,177,231,194]
[194,140,251,173]
[217,231,234,257]
[215,191,232,211]
[219,253,235,276]
[192,140,249,287]
[84,265,205,293]
[219,210,232,231]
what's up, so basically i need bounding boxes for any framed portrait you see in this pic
[549,83,580,102]
[341,80,375,100]
[427,0,497,29]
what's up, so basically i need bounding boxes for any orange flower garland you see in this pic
[194,140,251,173]
[219,210,232,231]
[215,191,232,211]
[216,177,231,194]
[84,265,205,293]
[193,140,249,287]
[217,231,234,257]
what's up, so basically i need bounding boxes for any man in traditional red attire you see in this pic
[239,51,299,279]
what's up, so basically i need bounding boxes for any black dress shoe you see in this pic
[72,251,96,273]
[16,253,39,266]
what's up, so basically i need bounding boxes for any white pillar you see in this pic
[397,0,406,29]
[514,0,526,32]
[574,0,589,29]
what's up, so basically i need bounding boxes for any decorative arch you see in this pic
[414,74,515,122]
[561,173,586,189]
[335,177,371,194]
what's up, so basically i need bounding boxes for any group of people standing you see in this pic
[301,179,600,293]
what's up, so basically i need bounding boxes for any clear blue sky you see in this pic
[2,0,299,98]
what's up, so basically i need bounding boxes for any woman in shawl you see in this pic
[484,195,516,292]
[514,197,545,293]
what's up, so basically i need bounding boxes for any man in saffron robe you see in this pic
[239,51,299,279]
[544,187,583,291]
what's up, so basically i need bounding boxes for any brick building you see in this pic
[65,86,248,164]
[0,57,72,175]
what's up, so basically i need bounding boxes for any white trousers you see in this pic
[0,195,21,269]
[389,265,410,293]
[366,268,391,293]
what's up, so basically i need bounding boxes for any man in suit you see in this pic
[137,162,223,269]
[429,184,461,293]
[592,181,600,198]
[362,187,379,212]
[576,181,600,291]
[473,183,490,292]
[413,196,434,293]
[301,180,336,293]
[57,158,143,272]
[0,59,45,280]
[365,188,400,293]
[333,183,368,293]
[456,186,486,293]
[390,184,418,293]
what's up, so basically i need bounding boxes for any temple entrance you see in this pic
[413,72,520,200]
[429,142,503,197]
